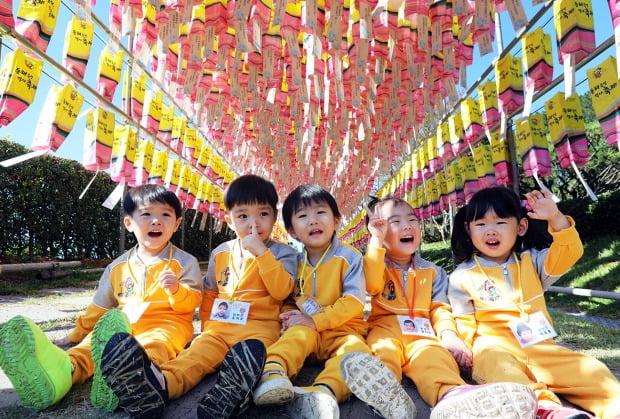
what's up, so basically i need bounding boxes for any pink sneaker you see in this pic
[431,382,537,419]
[536,403,593,419]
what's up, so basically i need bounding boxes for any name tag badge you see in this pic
[295,295,323,316]
[509,311,557,348]
[210,298,250,325]
[397,315,436,337]
[122,299,150,324]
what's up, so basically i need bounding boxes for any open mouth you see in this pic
[400,236,414,243]
[148,231,163,238]
[486,240,500,248]
[309,228,323,236]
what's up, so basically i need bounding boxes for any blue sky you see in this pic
[0,1,615,164]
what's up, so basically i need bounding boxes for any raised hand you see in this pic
[365,205,388,248]
[241,220,268,257]
[525,189,569,231]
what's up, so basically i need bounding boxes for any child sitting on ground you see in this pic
[342,196,537,419]
[0,183,202,412]
[99,174,297,419]
[253,184,415,418]
[449,187,620,418]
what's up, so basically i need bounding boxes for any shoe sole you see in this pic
[253,376,294,406]
[341,352,417,419]
[90,309,131,411]
[430,382,537,419]
[286,389,340,419]
[0,315,71,411]
[101,332,167,418]
[196,339,266,419]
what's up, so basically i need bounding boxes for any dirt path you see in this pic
[0,289,431,418]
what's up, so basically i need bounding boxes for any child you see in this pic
[99,174,298,418]
[252,184,414,418]
[0,183,202,412]
[341,196,537,419]
[449,186,620,419]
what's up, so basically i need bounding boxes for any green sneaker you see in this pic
[90,309,132,411]
[0,315,72,410]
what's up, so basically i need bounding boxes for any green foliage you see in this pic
[0,139,233,262]
[557,190,620,242]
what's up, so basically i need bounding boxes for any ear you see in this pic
[334,216,341,229]
[174,217,182,231]
[464,221,471,236]
[123,216,133,232]
[517,217,528,237]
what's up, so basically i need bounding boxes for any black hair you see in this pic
[282,184,341,230]
[224,174,278,213]
[364,195,415,227]
[218,301,228,308]
[123,184,182,218]
[451,186,552,263]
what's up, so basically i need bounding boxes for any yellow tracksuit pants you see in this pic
[367,321,465,406]
[473,337,620,419]
[161,319,281,399]
[68,330,183,385]
[266,323,370,402]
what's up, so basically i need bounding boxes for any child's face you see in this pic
[378,200,421,259]
[225,202,276,241]
[466,209,528,264]
[124,201,181,256]
[288,201,338,254]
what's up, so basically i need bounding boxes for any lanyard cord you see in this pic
[386,255,417,319]
[126,243,173,298]
[474,252,527,321]
[297,243,332,297]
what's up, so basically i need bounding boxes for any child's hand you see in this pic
[525,189,569,231]
[52,335,72,348]
[441,330,472,369]
[280,310,316,330]
[279,310,301,334]
[365,205,388,247]
[159,269,180,295]
[241,221,268,257]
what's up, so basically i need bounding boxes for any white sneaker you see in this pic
[253,371,294,406]
[430,382,537,419]
[341,351,417,419]
[286,387,340,419]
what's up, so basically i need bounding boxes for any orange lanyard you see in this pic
[386,256,417,319]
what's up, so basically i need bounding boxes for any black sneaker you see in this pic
[196,339,266,419]
[100,332,169,418]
